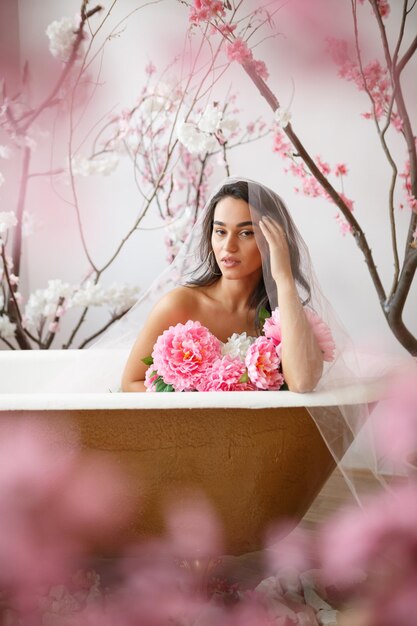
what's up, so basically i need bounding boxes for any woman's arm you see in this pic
[276,275,323,393]
[121,288,193,392]
[259,216,323,393]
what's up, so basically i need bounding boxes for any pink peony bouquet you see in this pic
[143,307,335,392]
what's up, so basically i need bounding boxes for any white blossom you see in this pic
[0,314,16,340]
[141,95,168,116]
[101,283,140,316]
[0,172,4,188]
[198,104,223,134]
[24,280,74,330]
[274,107,292,128]
[0,293,3,309]
[46,17,77,62]
[68,281,107,308]
[221,332,257,361]
[176,120,217,155]
[165,206,194,244]
[69,281,140,316]
[218,116,239,139]
[23,211,43,238]
[0,211,17,234]
[0,145,10,159]
[71,153,119,177]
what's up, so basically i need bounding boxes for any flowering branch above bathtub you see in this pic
[178,0,417,355]
[0,1,268,350]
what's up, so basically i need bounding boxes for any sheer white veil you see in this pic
[44,175,409,504]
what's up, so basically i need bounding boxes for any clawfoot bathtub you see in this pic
[0,349,380,554]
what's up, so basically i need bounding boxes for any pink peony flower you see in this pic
[264,307,335,362]
[196,355,257,391]
[263,308,282,346]
[144,367,159,392]
[303,308,336,362]
[151,320,222,391]
[245,336,284,390]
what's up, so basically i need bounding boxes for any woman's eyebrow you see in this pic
[213,220,253,227]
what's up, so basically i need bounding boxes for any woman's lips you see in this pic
[222,258,241,267]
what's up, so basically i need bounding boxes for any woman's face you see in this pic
[211,196,263,279]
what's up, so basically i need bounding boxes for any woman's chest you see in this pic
[195,309,257,343]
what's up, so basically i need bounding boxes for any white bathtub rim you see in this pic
[0,380,385,411]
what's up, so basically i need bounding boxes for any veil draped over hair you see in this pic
[44,176,408,505]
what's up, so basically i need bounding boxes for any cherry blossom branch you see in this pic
[63,302,91,349]
[1,245,32,349]
[351,1,400,296]
[11,146,31,283]
[387,249,417,349]
[240,60,387,307]
[21,2,103,134]
[78,307,131,348]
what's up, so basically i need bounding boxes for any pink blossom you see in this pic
[315,155,331,176]
[218,23,237,36]
[245,336,284,390]
[144,367,159,391]
[339,193,354,211]
[226,38,253,64]
[196,354,256,391]
[251,59,269,81]
[145,61,156,75]
[289,162,307,178]
[391,112,403,132]
[189,0,225,24]
[151,320,222,391]
[247,121,255,134]
[272,130,291,157]
[335,163,348,177]
[302,177,323,198]
[334,212,353,236]
[359,0,390,18]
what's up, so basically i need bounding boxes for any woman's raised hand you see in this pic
[259,216,293,283]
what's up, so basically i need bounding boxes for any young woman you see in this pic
[121,180,324,392]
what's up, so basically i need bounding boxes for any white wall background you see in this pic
[9,0,417,361]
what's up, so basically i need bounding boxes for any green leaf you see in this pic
[280,381,289,391]
[259,306,271,333]
[155,378,167,392]
[238,370,249,384]
[141,355,154,366]
[259,306,271,321]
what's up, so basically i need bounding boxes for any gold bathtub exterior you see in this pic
[35,405,335,555]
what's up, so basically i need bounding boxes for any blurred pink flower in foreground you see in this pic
[370,367,417,471]
[319,482,417,626]
[0,418,132,610]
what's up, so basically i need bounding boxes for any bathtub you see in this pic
[0,349,383,555]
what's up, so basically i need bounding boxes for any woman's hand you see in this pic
[259,216,293,282]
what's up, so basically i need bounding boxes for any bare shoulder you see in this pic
[155,285,201,316]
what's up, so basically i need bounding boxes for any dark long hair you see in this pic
[185,180,311,334]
